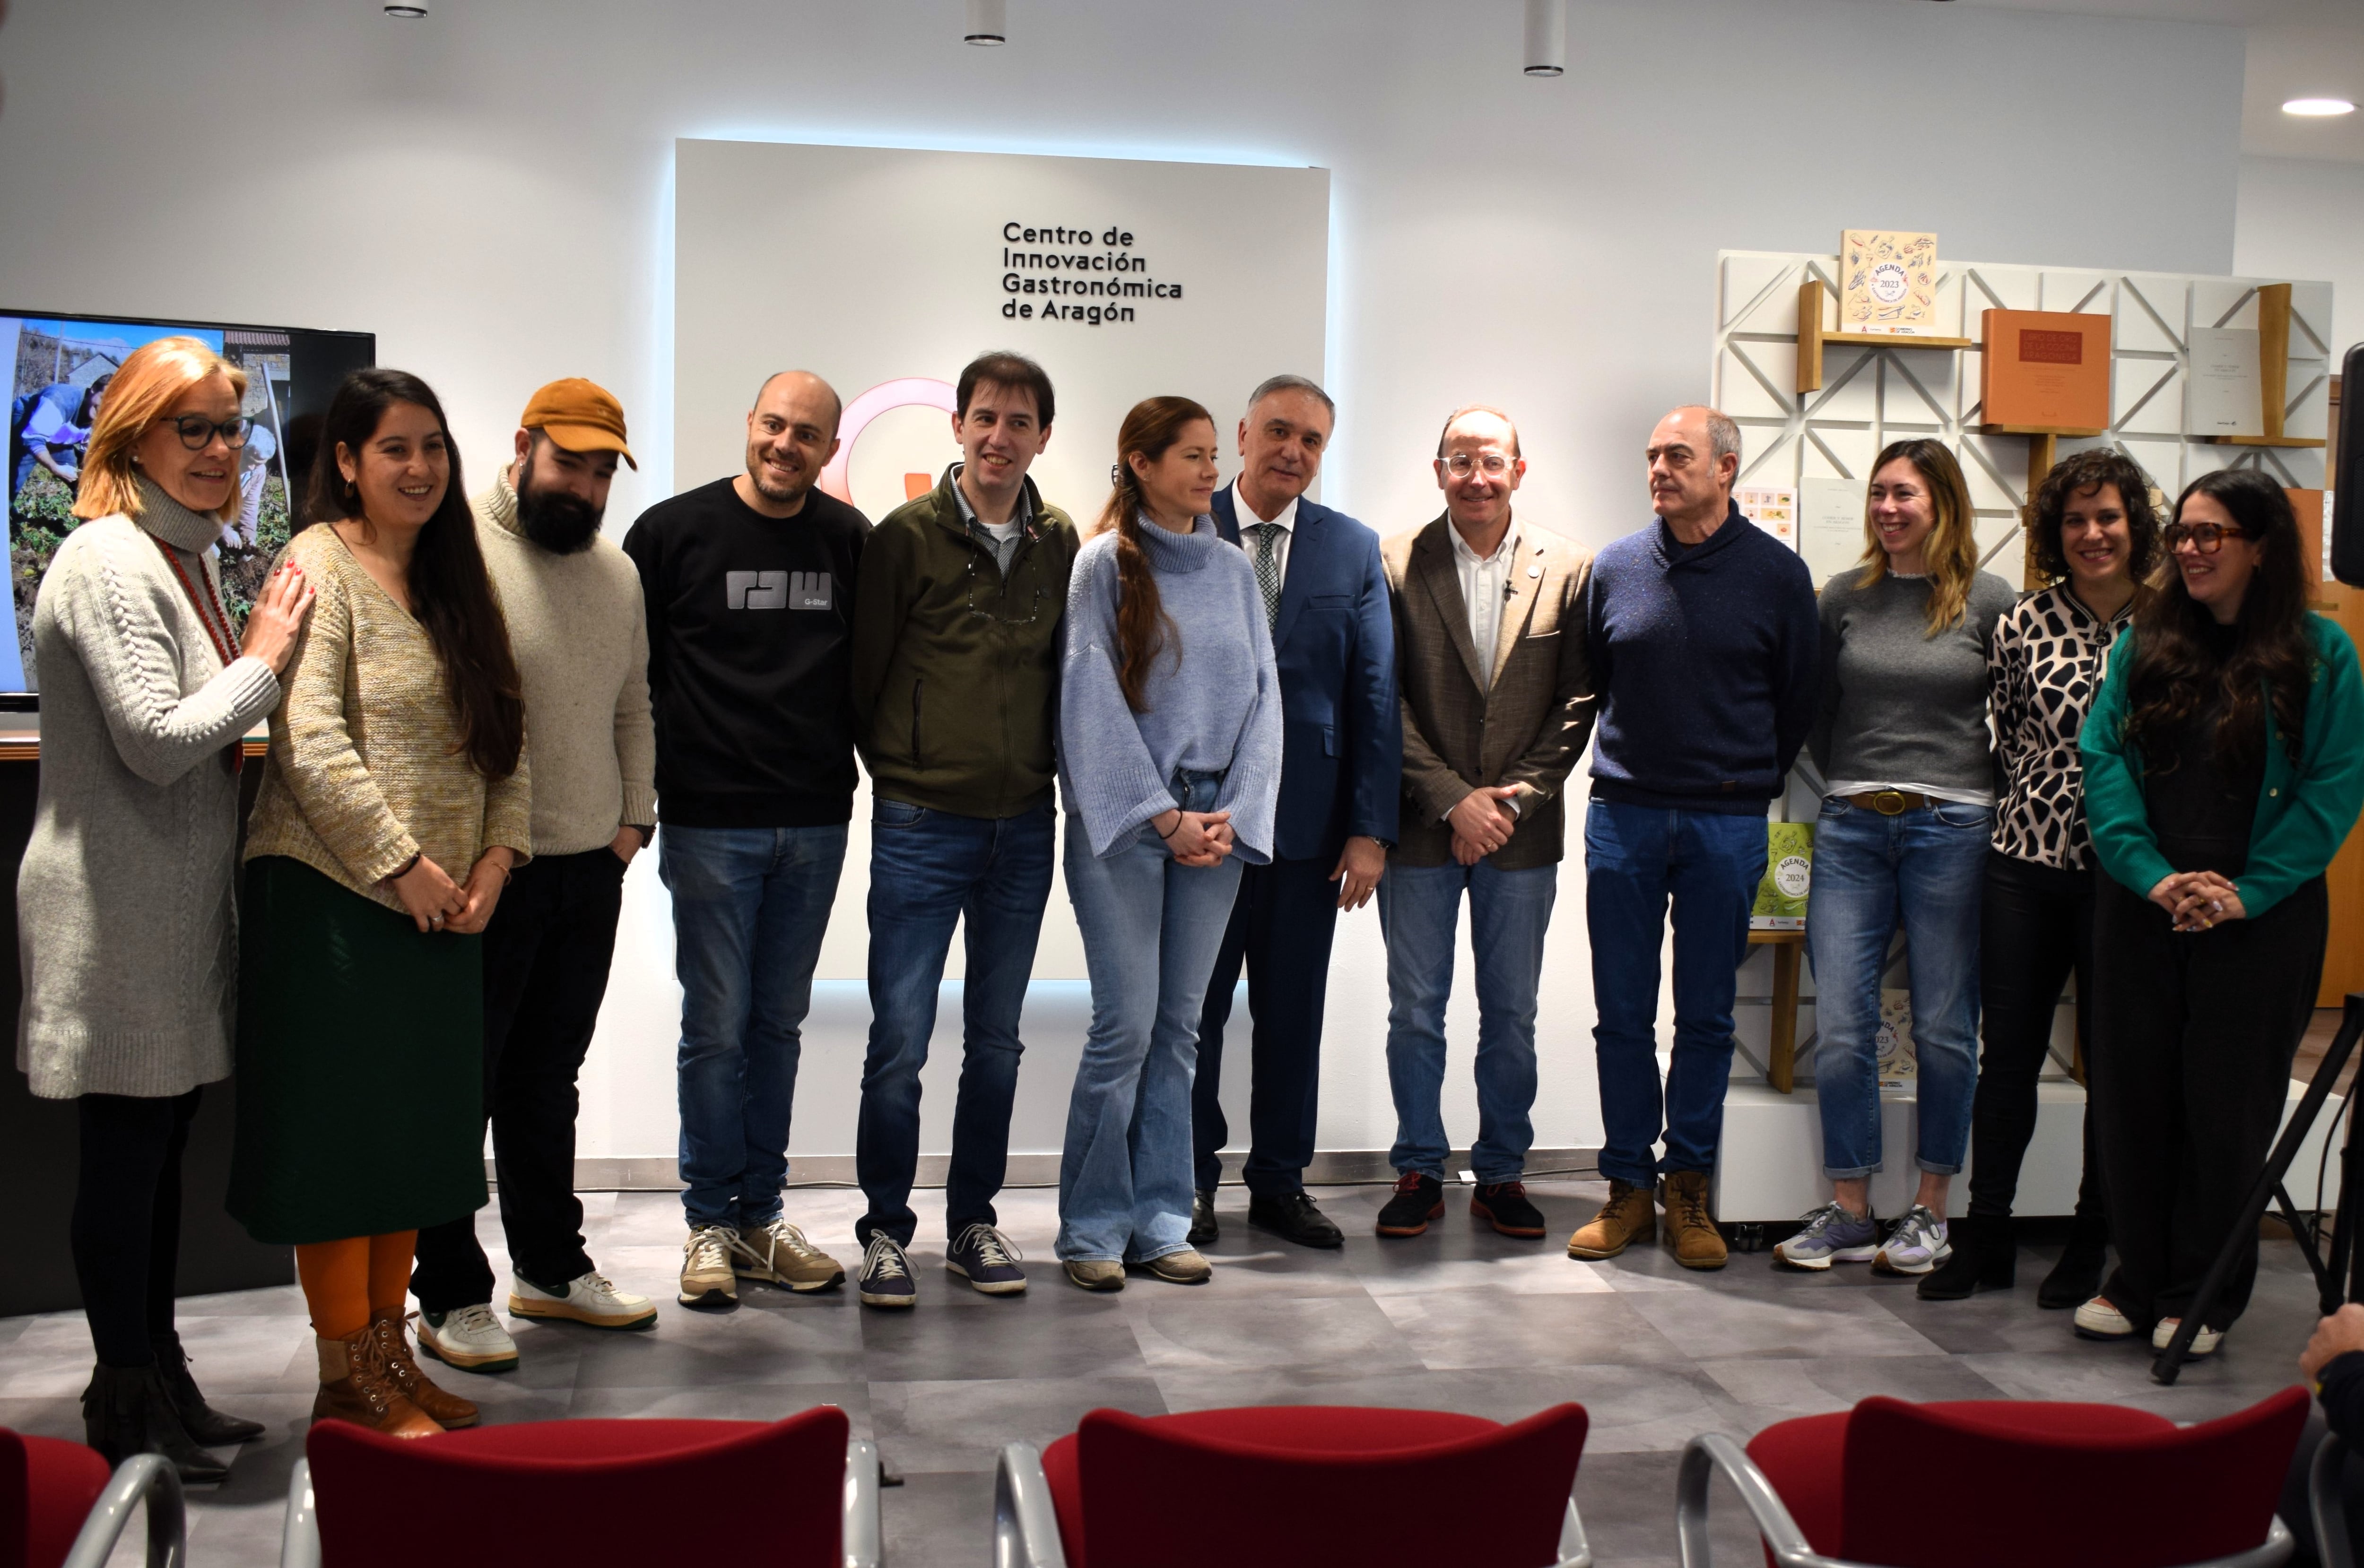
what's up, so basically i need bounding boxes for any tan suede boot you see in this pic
[314,1330,442,1439]
[1660,1171,1728,1270]
[369,1309,480,1429]
[1566,1179,1656,1259]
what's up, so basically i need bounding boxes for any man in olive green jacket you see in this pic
[845,352,1079,1308]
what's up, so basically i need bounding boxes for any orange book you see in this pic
[1980,309,2111,432]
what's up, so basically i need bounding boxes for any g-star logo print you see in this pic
[725,571,834,611]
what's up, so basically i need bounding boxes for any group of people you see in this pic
[16,335,2364,1471]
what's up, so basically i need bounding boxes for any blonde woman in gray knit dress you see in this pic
[16,336,313,1479]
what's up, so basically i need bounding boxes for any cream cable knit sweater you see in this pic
[16,481,281,1099]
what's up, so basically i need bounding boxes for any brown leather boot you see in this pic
[1566,1179,1656,1259]
[369,1310,480,1429]
[313,1330,441,1439]
[1659,1171,1728,1270]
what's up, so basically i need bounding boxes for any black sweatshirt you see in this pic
[622,477,870,828]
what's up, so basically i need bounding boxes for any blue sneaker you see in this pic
[944,1222,1027,1296]
[858,1233,917,1309]
[1773,1202,1880,1270]
[1874,1205,1952,1275]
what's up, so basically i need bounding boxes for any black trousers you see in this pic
[1965,850,2105,1224]
[73,1087,201,1368]
[2089,872,2328,1329]
[1191,855,1342,1197]
[412,848,626,1310]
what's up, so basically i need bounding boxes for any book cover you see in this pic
[1980,309,2111,431]
[1839,230,1938,336]
[1736,485,1796,548]
[1749,821,1814,930]
[1799,476,1865,586]
[2186,327,2265,438]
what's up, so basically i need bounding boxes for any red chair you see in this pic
[994,1403,1592,1568]
[2,1429,184,1568]
[277,1407,875,1568]
[1675,1388,2309,1568]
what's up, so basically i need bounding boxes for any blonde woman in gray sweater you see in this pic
[16,336,313,1479]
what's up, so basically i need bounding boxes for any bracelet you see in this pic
[1156,813,1181,840]
[387,852,421,882]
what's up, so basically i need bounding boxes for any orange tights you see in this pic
[294,1230,416,1341]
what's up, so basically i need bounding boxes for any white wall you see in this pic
[0,0,2255,1166]
[2236,155,2364,366]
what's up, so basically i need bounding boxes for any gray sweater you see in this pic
[1808,567,2016,804]
[1057,516,1282,861]
[17,483,281,1099]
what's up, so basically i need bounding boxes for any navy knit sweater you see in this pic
[1583,504,1819,813]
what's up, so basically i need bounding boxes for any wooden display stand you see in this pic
[1748,928,1804,1094]
[1794,277,1973,396]
[2203,283,2328,450]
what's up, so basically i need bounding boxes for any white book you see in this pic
[1799,476,1865,587]
[1735,486,1796,548]
[2185,327,2264,439]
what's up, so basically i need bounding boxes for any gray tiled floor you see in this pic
[0,1181,2328,1566]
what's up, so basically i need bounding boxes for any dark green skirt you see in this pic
[227,856,488,1245]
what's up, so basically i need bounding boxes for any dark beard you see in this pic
[515,465,603,554]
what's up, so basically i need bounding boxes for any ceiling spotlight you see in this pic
[1524,0,1565,77]
[2283,97,2356,117]
[383,3,427,15]
[965,0,1006,46]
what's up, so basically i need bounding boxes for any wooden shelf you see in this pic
[1824,333,1975,351]
[1980,423,2106,439]
[1795,278,1973,394]
[2203,434,2328,448]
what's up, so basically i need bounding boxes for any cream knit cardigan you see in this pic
[16,482,280,1099]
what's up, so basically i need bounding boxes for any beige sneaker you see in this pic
[1063,1259,1126,1292]
[680,1224,739,1308]
[1138,1249,1213,1285]
[1566,1179,1656,1260]
[509,1271,657,1331]
[734,1218,846,1292]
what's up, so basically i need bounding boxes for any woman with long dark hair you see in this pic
[2076,469,2364,1355]
[1053,396,1279,1291]
[1921,449,2159,1304]
[230,368,529,1434]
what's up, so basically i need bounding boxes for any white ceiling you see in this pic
[1957,0,2364,163]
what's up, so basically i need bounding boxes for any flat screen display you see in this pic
[2,310,373,694]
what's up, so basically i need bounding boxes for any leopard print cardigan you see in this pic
[1989,584,2137,870]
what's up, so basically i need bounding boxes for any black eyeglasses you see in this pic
[964,545,1043,625]
[151,414,251,451]
[2164,521,2251,555]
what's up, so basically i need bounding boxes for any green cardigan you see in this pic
[2080,613,2364,917]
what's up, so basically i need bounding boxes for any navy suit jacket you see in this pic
[1213,485,1401,863]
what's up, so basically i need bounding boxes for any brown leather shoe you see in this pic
[1566,1179,1656,1259]
[1659,1170,1728,1270]
[370,1310,480,1429]
[313,1330,442,1439]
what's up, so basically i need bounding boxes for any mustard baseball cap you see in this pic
[520,378,635,469]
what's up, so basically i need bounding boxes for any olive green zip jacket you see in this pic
[849,466,1079,817]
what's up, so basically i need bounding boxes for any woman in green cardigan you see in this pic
[2077,468,2364,1356]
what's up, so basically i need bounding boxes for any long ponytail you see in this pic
[1094,396,1209,712]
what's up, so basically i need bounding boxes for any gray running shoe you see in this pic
[1874,1205,1953,1276]
[1773,1202,1880,1270]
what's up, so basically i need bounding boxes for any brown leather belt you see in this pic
[1842,789,1941,815]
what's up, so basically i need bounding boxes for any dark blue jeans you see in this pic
[855,799,1055,1247]
[659,823,847,1231]
[1585,799,1768,1189]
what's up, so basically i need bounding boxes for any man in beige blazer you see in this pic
[1373,405,1595,1243]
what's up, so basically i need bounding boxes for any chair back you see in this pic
[1074,1403,1587,1568]
[306,1407,848,1568]
[1840,1388,2309,1568]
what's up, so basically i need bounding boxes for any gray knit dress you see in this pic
[16,480,281,1100]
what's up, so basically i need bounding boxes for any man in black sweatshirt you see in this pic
[1564,405,1818,1273]
[622,370,869,1312]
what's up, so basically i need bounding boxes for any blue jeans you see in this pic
[1056,774,1243,1264]
[1379,858,1558,1184]
[1805,797,1988,1178]
[855,799,1055,1247]
[1586,800,1768,1189]
[659,823,848,1230]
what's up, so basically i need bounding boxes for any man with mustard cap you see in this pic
[412,378,661,1374]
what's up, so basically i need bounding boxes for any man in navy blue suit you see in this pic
[1190,375,1400,1249]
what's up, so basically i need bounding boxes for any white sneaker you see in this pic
[415,1302,519,1373]
[509,1270,657,1331]
[2152,1317,2224,1357]
[2073,1296,2137,1340]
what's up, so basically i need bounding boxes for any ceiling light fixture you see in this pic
[965,0,1006,46]
[1524,0,1565,77]
[2283,97,2356,117]
[383,3,427,16]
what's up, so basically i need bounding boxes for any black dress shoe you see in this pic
[1248,1191,1344,1249]
[1188,1189,1219,1247]
[1376,1172,1445,1237]
[152,1331,267,1445]
[1471,1181,1547,1239]
[83,1364,229,1485]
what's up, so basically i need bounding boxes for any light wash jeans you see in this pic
[659,823,848,1230]
[1056,773,1243,1264]
[1805,797,1989,1178]
[1378,858,1558,1184]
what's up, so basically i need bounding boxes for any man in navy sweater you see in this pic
[1566,405,1817,1271]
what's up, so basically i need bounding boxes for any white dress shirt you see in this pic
[1450,518,1520,686]
[1230,478,1298,588]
